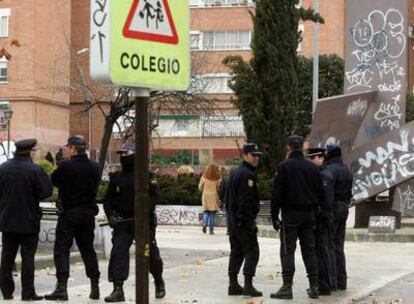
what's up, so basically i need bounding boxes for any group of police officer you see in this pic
[0,136,165,302]
[227,136,352,300]
[0,133,352,301]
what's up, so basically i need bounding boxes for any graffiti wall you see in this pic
[345,0,408,146]
[155,205,202,226]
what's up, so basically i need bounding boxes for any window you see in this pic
[190,31,201,50]
[191,74,233,94]
[0,9,11,38]
[0,60,8,83]
[201,116,245,137]
[202,30,251,50]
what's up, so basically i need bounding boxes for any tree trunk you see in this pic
[99,117,114,167]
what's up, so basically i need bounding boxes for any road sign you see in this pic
[90,0,190,91]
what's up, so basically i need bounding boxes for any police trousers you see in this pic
[228,224,259,278]
[0,232,38,298]
[53,210,100,282]
[316,215,333,291]
[108,222,163,283]
[280,209,318,283]
[331,202,349,289]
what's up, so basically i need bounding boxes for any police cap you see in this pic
[287,135,304,150]
[306,147,326,158]
[15,138,38,151]
[242,143,263,155]
[326,144,342,159]
[65,135,86,147]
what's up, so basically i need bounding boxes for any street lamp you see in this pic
[4,109,13,159]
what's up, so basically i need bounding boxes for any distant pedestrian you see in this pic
[271,135,327,300]
[45,136,102,301]
[324,144,353,291]
[55,148,63,165]
[199,164,221,235]
[45,150,54,165]
[0,139,52,301]
[227,143,263,297]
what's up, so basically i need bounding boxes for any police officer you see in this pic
[45,136,102,301]
[0,139,52,301]
[324,144,353,291]
[270,135,327,300]
[227,143,263,298]
[103,143,165,302]
[307,147,334,296]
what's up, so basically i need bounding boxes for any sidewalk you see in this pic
[5,225,413,303]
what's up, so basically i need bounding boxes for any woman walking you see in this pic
[199,164,222,235]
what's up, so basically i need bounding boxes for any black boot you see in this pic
[270,281,293,299]
[44,281,68,301]
[104,281,125,303]
[155,279,166,299]
[228,274,243,296]
[242,276,263,297]
[307,280,319,299]
[90,279,100,300]
[22,292,43,301]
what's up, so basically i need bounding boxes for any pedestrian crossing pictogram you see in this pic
[123,0,179,44]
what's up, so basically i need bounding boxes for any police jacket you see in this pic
[324,156,353,207]
[51,154,102,212]
[0,156,52,233]
[271,151,326,219]
[229,161,260,227]
[103,154,159,228]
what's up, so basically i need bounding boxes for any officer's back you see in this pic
[0,139,52,233]
[51,136,101,211]
[274,149,323,211]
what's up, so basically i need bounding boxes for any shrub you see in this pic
[37,160,55,175]
[157,174,201,206]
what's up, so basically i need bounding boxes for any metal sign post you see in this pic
[133,89,150,303]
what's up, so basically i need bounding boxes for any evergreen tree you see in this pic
[224,0,303,173]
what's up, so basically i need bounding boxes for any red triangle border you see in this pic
[123,0,179,45]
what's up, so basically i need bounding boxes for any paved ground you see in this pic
[3,226,414,303]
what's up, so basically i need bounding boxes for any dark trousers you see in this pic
[0,232,38,298]
[331,218,347,289]
[53,210,100,282]
[280,210,318,283]
[108,222,163,283]
[228,225,259,278]
[316,217,333,291]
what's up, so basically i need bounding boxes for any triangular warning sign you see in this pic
[123,0,179,44]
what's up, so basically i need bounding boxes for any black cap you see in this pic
[116,143,135,154]
[242,143,263,155]
[326,144,342,159]
[15,138,38,151]
[66,135,86,147]
[287,135,304,150]
[306,148,326,158]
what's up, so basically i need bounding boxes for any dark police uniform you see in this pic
[228,161,260,279]
[103,151,164,301]
[0,139,52,300]
[324,145,353,290]
[271,136,327,299]
[227,143,263,297]
[307,148,334,294]
[49,137,102,290]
